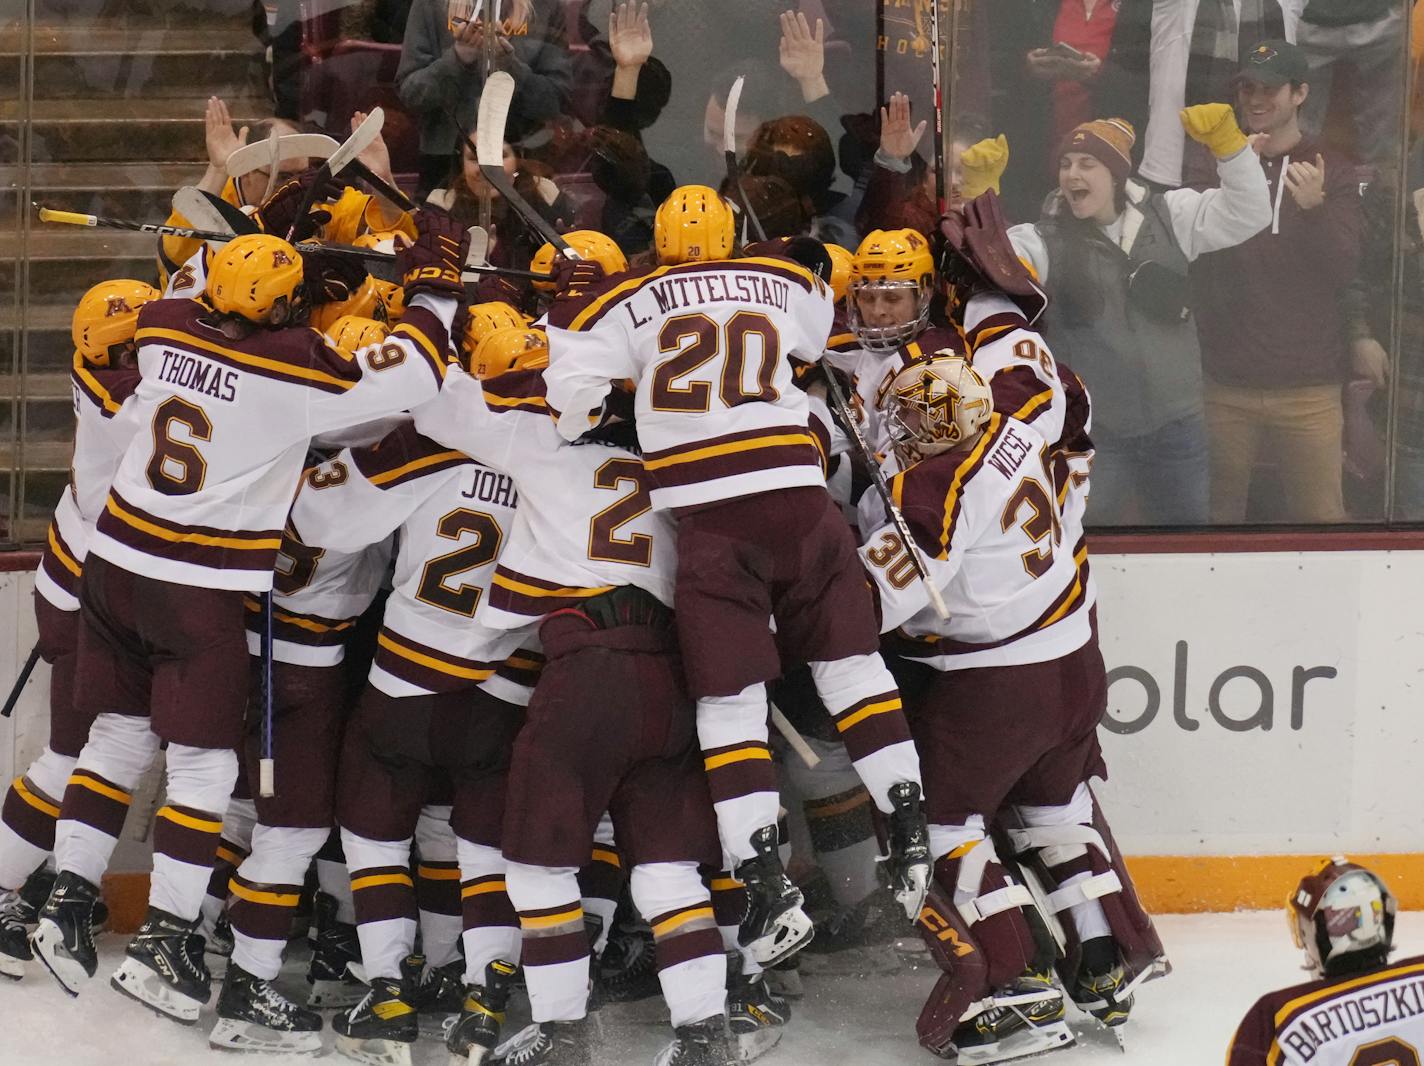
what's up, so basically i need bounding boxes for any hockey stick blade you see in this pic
[345,159,417,213]
[199,189,262,235]
[770,703,821,769]
[474,72,578,258]
[327,107,384,178]
[724,74,766,243]
[821,364,950,620]
[466,226,491,269]
[172,188,236,236]
[475,72,516,169]
[225,133,340,178]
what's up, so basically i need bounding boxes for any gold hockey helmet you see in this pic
[654,185,736,265]
[72,279,160,364]
[530,230,628,291]
[472,326,549,379]
[206,234,305,324]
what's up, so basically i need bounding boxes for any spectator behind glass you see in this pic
[1009,110,1272,527]
[1337,142,1421,517]
[1294,0,1407,165]
[1137,0,1290,189]
[398,0,572,196]
[742,114,857,247]
[427,131,573,279]
[986,0,1151,221]
[854,93,1009,236]
[1191,40,1363,525]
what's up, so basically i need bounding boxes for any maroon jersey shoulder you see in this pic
[352,421,471,489]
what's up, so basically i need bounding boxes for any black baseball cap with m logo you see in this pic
[1236,39,1309,87]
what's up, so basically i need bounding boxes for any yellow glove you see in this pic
[960,134,1009,200]
[1180,103,1248,159]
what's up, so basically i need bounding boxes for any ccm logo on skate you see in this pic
[918,908,974,957]
[1104,640,1337,735]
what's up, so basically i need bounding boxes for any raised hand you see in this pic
[779,9,828,102]
[879,92,927,163]
[610,2,652,70]
[1285,154,1326,212]
[205,96,248,172]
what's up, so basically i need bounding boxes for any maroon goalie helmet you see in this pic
[1288,856,1397,976]
[936,189,1048,326]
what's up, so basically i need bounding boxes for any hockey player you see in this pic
[858,342,1165,1062]
[543,184,930,967]
[283,341,542,1066]
[411,340,733,1066]
[1227,857,1420,1065]
[0,280,156,976]
[31,214,470,1024]
[209,512,394,1048]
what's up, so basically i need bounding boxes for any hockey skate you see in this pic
[110,906,213,1024]
[799,893,903,977]
[589,921,660,1008]
[940,971,1074,1065]
[734,826,813,966]
[307,891,367,1008]
[31,870,101,995]
[727,962,789,1063]
[204,912,234,978]
[445,959,518,1066]
[209,960,325,1053]
[334,967,420,1066]
[0,889,32,978]
[653,1016,734,1066]
[762,953,803,1000]
[883,781,932,921]
[491,1018,592,1066]
[410,955,467,1035]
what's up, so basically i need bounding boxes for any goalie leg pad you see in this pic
[1006,783,1166,984]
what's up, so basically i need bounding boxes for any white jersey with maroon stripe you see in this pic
[243,530,392,667]
[35,355,145,612]
[88,293,456,592]
[543,257,835,510]
[412,366,676,629]
[163,246,210,301]
[857,410,1094,672]
[962,293,1066,449]
[288,423,534,701]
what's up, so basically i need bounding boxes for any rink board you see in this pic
[4,548,1422,921]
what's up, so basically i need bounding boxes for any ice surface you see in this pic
[8,911,1422,1065]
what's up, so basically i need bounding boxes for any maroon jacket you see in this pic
[1192,137,1362,390]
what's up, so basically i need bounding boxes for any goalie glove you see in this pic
[397,209,470,300]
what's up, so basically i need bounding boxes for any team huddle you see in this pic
[0,144,1411,1066]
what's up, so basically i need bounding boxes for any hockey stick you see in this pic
[225,132,340,179]
[473,73,581,259]
[258,590,275,798]
[36,205,550,282]
[927,0,948,213]
[821,365,950,621]
[770,703,821,769]
[284,107,386,242]
[724,75,767,243]
[1,644,41,719]
[171,187,237,236]
[345,159,418,214]
[195,189,262,235]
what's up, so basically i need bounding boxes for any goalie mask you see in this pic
[849,229,934,353]
[1289,857,1397,977]
[884,354,992,470]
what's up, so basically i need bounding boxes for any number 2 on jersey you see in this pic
[651,311,781,412]
[589,458,652,566]
[416,509,503,617]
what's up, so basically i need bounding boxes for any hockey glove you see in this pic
[960,134,1009,200]
[1180,103,1248,159]
[397,209,470,301]
[550,256,607,293]
[302,248,370,306]
[260,169,332,243]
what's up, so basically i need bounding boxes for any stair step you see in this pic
[10,24,261,55]
[0,438,72,472]
[3,162,210,227]
[30,47,265,101]
[0,231,159,303]
[0,305,74,378]
[4,97,272,164]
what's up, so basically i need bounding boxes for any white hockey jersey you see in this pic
[543,256,835,510]
[35,354,145,611]
[858,400,1094,672]
[288,423,535,701]
[412,366,677,629]
[242,524,393,668]
[89,293,455,592]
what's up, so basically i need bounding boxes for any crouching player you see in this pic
[1228,858,1422,1065]
[857,345,1166,1061]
